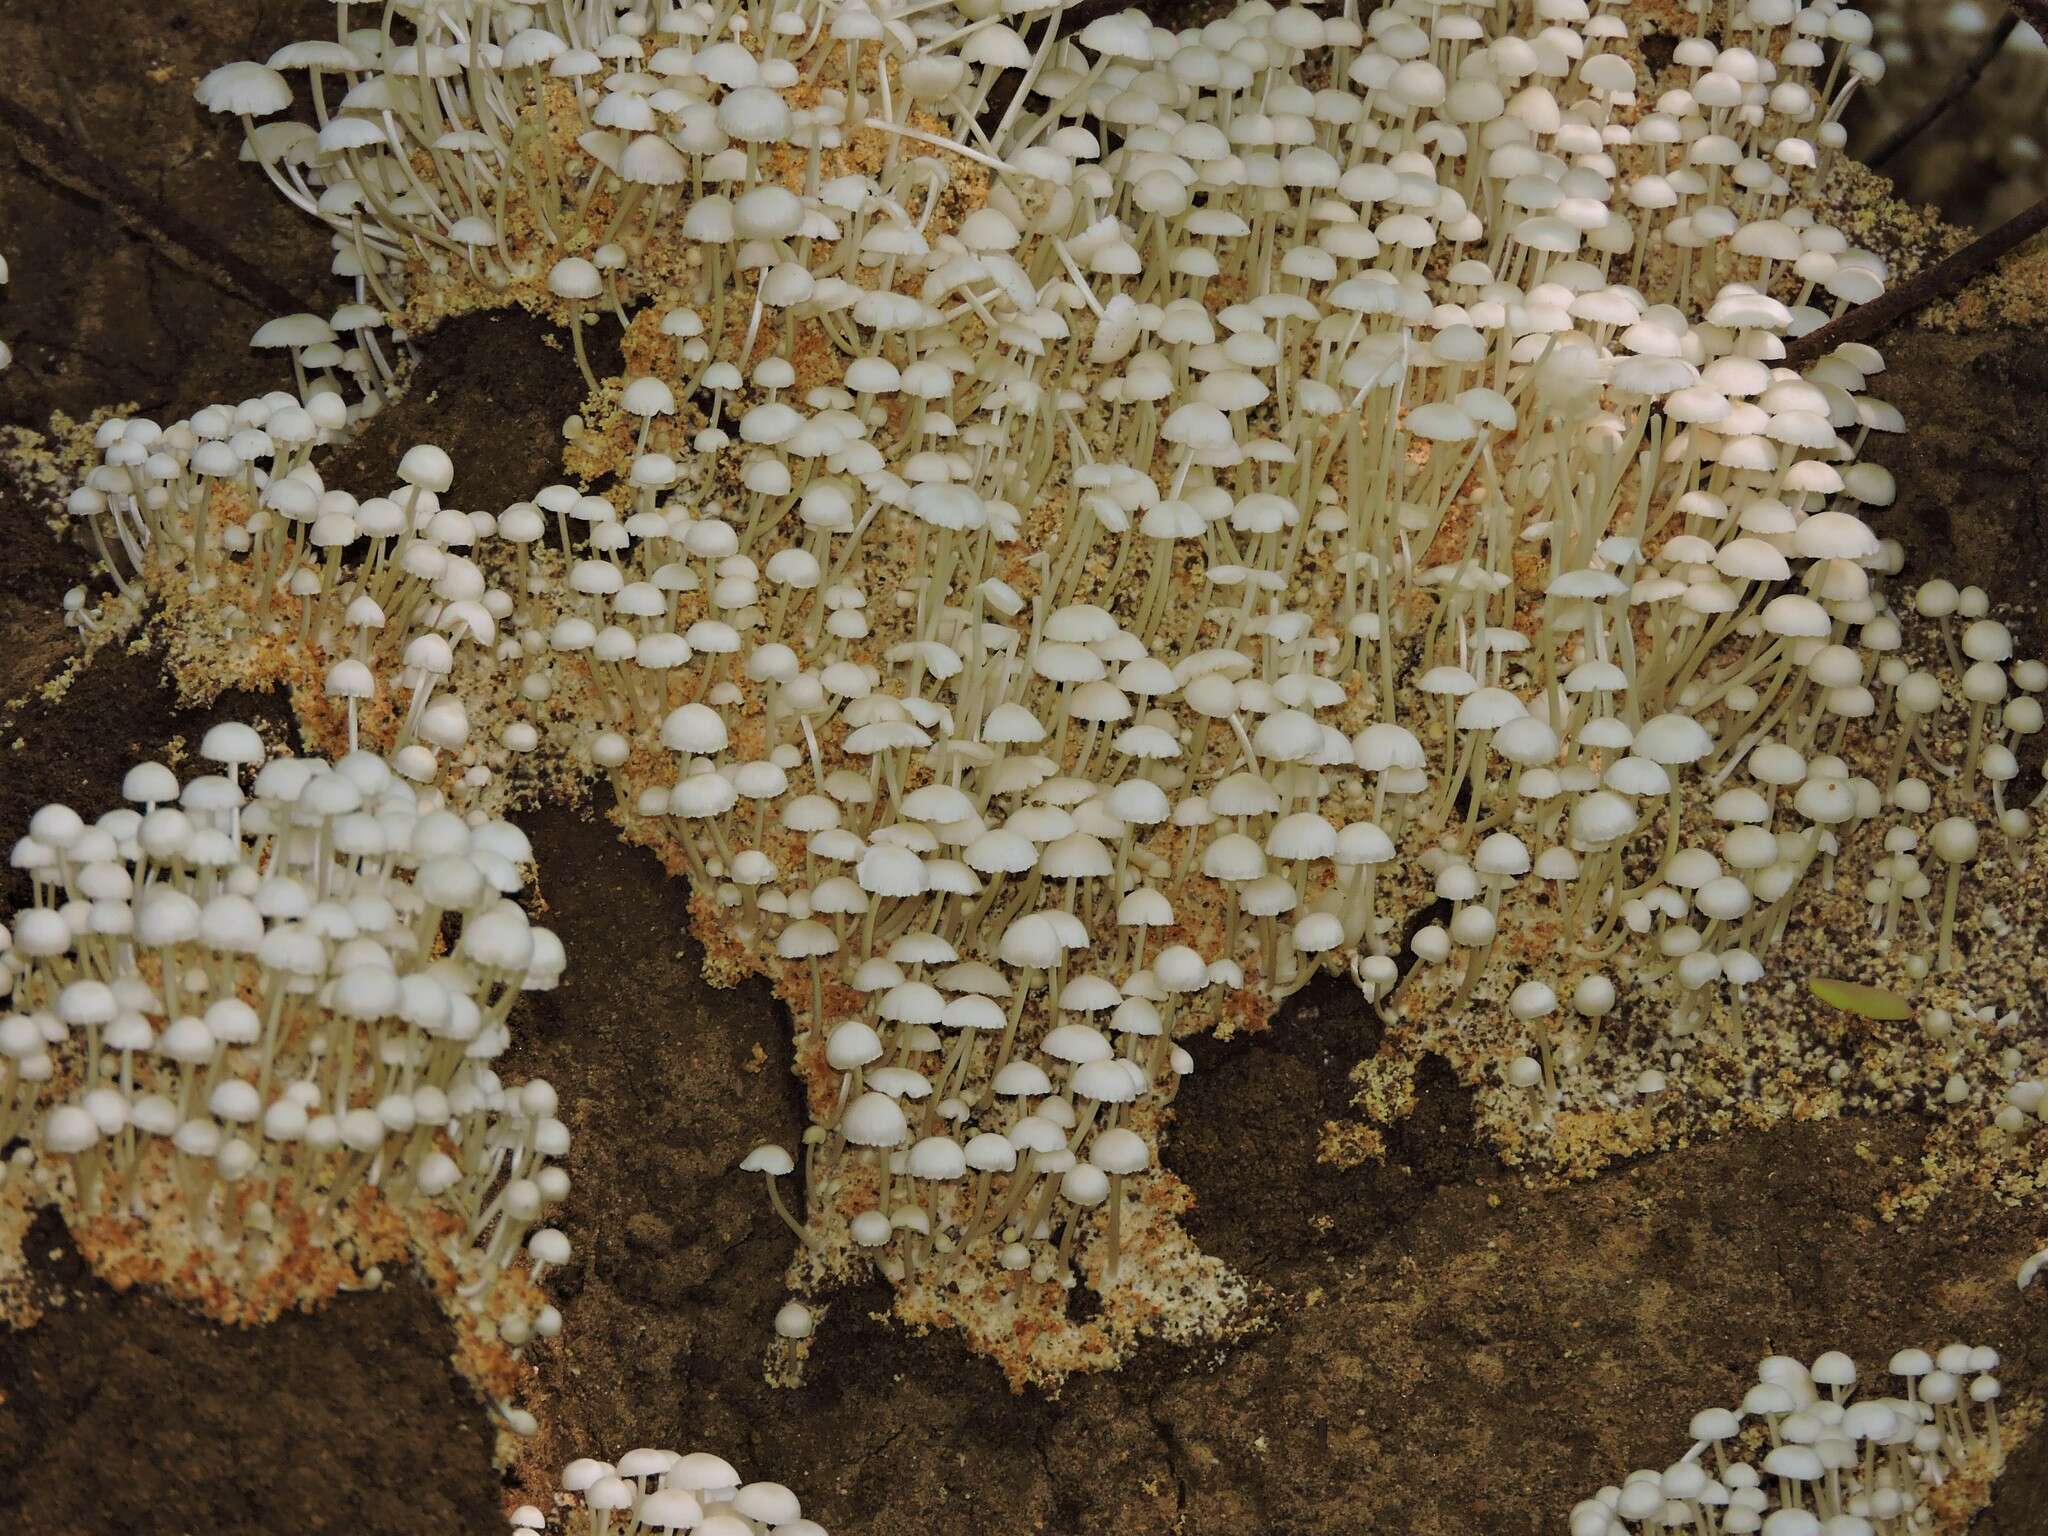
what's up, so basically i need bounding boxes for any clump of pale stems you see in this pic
[1572,1342,2011,1536]
[534,1446,830,1536]
[4,725,572,1406]
[49,0,2044,1332]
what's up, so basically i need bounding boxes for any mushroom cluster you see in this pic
[527,1447,830,1536]
[1573,1343,2012,1536]
[1407,566,2048,1125]
[46,0,2048,1371]
[1,725,570,1369]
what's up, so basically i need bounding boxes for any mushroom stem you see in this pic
[1104,1171,1125,1285]
[763,1173,820,1250]
[1937,862,1965,972]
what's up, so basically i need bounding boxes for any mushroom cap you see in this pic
[1078,11,1158,58]
[196,60,292,115]
[1634,713,1712,765]
[1475,831,1532,877]
[1089,1127,1150,1175]
[251,313,336,349]
[639,1490,704,1530]
[740,1144,794,1177]
[825,1021,882,1071]
[965,1132,1018,1172]
[734,1483,803,1526]
[199,722,265,766]
[1041,1023,1112,1065]
[840,1091,909,1148]
[1074,1058,1139,1103]
[669,1451,742,1491]
[906,1135,967,1181]
[1689,1406,1741,1441]
[992,1061,1052,1098]
[547,257,604,299]
[1354,722,1425,770]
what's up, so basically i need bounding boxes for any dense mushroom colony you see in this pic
[1573,1343,2013,1535]
[0,728,570,1385]
[29,0,2048,1373]
[530,1447,831,1535]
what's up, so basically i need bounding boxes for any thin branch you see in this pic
[1866,13,2018,168]
[0,90,319,320]
[1786,189,2048,363]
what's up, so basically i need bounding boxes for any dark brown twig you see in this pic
[0,90,318,320]
[1866,13,2018,167]
[1786,189,2048,363]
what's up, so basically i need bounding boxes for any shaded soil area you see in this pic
[321,308,596,514]
[1160,1001,2048,1536]
[1841,46,2044,232]
[0,1210,502,1535]
[0,0,333,427]
[1169,978,1486,1270]
[1861,327,2048,651]
[0,760,2039,1535]
[1858,325,2048,788]
[0,506,90,725]
[0,0,338,778]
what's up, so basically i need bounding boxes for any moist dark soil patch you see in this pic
[0,493,91,715]
[0,503,2041,1536]
[499,802,1092,1534]
[1863,328,2048,658]
[0,312,2044,1536]
[0,1209,502,1536]
[321,309,593,514]
[1165,970,1485,1276]
[1860,326,2048,790]
[498,807,2048,1536]
[0,0,335,427]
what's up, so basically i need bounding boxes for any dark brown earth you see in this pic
[1861,328,2048,643]
[0,1210,501,1535]
[1840,35,2044,232]
[1,4,2046,1536]
[320,308,596,514]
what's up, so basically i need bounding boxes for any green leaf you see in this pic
[1808,976,1910,1021]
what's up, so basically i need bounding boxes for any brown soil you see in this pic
[1,4,2046,1535]
[319,308,599,514]
[0,634,298,910]
[0,0,333,426]
[0,1209,502,1534]
[1860,328,2048,645]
